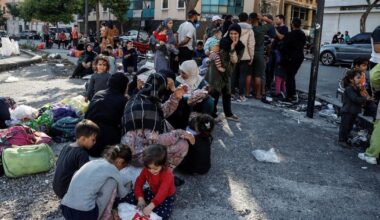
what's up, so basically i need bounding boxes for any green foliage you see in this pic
[102,0,130,23]
[18,0,81,24]
[5,3,20,18]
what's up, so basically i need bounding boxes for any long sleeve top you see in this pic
[86,72,111,101]
[61,159,128,211]
[134,168,176,206]
[341,85,367,115]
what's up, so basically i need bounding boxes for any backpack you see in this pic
[178,134,213,175]
[51,117,81,143]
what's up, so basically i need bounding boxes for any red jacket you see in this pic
[134,168,176,206]
[153,31,167,43]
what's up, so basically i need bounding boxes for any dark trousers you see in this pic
[170,53,179,74]
[72,64,93,78]
[61,204,98,220]
[285,57,304,98]
[72,39,79,48]
[339,113,357,142]
[178,47,194,64]
[210,86,232,117]
[58,40,66,49]
[44,34,49,45]
[266,51,276,91]
[122,189,176,220]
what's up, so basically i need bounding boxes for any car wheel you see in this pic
[320,51,335,66]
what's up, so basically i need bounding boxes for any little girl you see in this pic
[123,144,176,220]
[61,145,132,220]
[86,56,111,101]
[339,69,370,148]
[179,113,215,174]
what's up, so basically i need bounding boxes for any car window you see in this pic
[351,34,371,44]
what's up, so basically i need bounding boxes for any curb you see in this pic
[0,50,42,72]
[297,88,374,130]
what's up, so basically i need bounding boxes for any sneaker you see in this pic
[358,153,377,164]
[239,96,247,102]
[225,114,240,122]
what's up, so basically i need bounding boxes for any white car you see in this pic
[119,30,149,42]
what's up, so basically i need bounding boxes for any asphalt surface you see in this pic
[1,57,380,219]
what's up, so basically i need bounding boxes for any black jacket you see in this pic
[85,73,129,157]
[341,85,367,115]
[281,29,306,64]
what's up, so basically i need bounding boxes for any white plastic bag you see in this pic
[252,148,280,163]
[11,105,39,120]
[118,203,162,220]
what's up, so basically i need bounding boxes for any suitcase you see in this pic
[2,144,55,178]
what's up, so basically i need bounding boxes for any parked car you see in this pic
[18,30,41,40]
[119,30,149,43]
[320,32,372,66]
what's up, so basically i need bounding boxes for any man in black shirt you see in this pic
[281,18,306,102]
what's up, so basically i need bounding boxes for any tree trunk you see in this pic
[96,0,100,41]
[84,0,88,36]
[360,0,380,33]
[254,0,261,13]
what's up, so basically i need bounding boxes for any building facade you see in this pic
[322,0,380,43]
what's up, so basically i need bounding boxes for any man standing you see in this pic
[71,25,79,48]
[266,14,288,93]
[343,31,350,43]
[249,13,274,100]
[204,15,222,42]
[281,18,306,102]
[332,31,341,44]
[177,10,200,64]
[42,23,50,46]
[236,12,255,101]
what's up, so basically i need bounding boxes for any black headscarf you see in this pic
[220,23,245,54]
[108,72,129,94]
[139,73,168,103]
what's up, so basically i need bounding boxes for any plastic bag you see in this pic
[23,110,54,133]
[118,203,162,220]
[11,105,39,121]
[252,148,280,163]
[61,95,88,117]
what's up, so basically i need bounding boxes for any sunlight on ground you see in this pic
[228,175,267,219]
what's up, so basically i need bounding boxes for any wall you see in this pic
[322,9,380,43]
[154,0,201,20]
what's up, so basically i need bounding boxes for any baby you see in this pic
[204,28,225,73]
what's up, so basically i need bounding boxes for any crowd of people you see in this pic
[22,8,379,220]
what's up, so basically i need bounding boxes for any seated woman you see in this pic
[121,73,195,171]
[175,60,214,116]
[85,72,129,157]
[71,44,97,78]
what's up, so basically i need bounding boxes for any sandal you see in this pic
[225,114,239,122]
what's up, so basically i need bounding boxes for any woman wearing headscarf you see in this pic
[85,72,129,157]
[150,18,179,74]
[176,60,214,114]
[121,73,195,170]
[205,24,245,121]
[71,44,97,78]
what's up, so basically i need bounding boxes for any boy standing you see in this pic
[53,119,99,199]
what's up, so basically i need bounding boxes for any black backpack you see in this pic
[178,134,213,175]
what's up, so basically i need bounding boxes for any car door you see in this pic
[352,33,372,60]
[338,33,371,62]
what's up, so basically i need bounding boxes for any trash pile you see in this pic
[0,95,88,178]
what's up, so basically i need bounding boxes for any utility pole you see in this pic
[84,0,88,36]
[306,0,325,118]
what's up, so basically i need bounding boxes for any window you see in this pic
[351,34,371,44]
[130,1,143,10]
[202,0,243,15]
[162,0,168,9]
[178,0,185,9]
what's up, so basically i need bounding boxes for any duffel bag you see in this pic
[51,117,81,142]
[2,144,55,178]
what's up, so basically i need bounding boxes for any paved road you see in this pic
[296,60,349,103]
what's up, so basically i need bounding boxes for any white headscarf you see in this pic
[177,60,203,93]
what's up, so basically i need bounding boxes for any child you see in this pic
[339,69,370,148]
[178,114,215,174]
[122,41,138,73]
[61,145,132,220]
[274,66,286,98]
[353,57,369,97]
[153,26,168,44]
[86,56,111,102]
[204,28,225,72]
[123,144,176,220]
[53,119,99,199]
[194,41,206,66]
